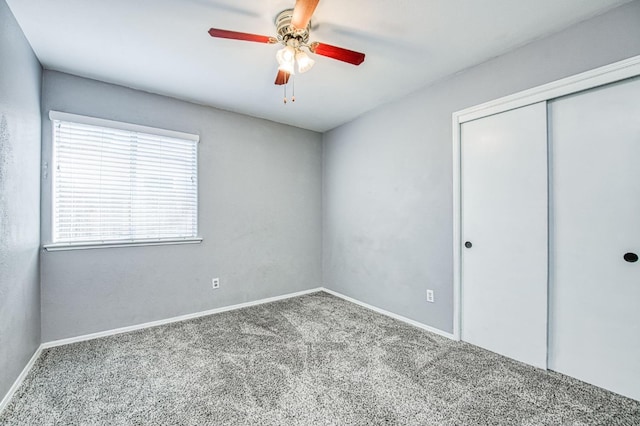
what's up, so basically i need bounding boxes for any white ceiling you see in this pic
[6,0,632,132]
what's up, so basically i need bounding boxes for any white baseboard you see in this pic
[2,285,453,415]
[321,288,457,340]
[1,287,323,415]
[41,286,454,349]
[0,345,43,414]
[42,287,324,349]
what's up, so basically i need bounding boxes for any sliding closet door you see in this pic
[548,77,640,401]
[461,102,548,368]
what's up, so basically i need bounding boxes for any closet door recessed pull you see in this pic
[465,241,472,249]
[623,252,638,263]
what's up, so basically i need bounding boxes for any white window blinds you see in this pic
[51,112,198,245]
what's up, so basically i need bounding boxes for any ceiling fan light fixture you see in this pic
[278,60,295,75]
[295,50,315,73]
[276,45,296,65]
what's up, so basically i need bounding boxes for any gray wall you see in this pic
[322,1,640,333]
[0,0,42,402]
[41,71,322,342]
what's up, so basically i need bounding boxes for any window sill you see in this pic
[42,238,203,252]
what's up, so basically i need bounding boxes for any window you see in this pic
[47,111,200,249]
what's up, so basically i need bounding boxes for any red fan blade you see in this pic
[309,42,365,66]
[208,28,276,44]
[274,70,291,85]
[291,0,320,30]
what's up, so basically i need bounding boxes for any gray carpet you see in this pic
[1,292,639,425]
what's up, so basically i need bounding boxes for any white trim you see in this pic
[1,286,455,414]
[0,345,44,415]
[48,111,200,142]
[322,288,456,340]
[43,237,203,252]
[2,288,324,413]
[40,286,457,348]
[455,55,640,124]
[42,288,323,348]
[452,117,462,341]
[451,55,640,341]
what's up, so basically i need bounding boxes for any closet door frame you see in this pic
[451,55,640,341]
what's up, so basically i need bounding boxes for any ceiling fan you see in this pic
[207,0,365,96]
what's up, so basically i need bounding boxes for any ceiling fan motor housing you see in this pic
[275,9,310,44]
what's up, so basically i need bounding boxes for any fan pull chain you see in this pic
[281,75,296,104]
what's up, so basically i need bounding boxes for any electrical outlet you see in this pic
[426,289,435,303]
[212,278,220,289]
